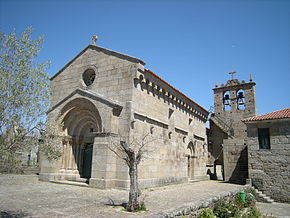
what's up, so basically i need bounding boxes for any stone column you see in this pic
[59,140,67,173]
[68,140,73,171]
[72,137,80,175]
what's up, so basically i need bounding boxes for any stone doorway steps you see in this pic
[51,178,89,187]
[255,189,275,204]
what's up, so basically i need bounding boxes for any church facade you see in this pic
[39,44,209,189]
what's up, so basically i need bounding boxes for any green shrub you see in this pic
[247,206,261,218]
[213,190,259,218]
[214,200,239,218]
[198,209,215,218]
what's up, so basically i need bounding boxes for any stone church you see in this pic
[39,41,209,189]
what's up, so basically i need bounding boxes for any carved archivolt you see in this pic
[61,98,102,137]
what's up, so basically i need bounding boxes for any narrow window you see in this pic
[169,108,174,119]
[189,118,192,125]
[258,128,270,149]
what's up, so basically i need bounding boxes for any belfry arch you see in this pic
[59,98,102,179]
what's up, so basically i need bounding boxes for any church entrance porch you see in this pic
[56,98,102,182]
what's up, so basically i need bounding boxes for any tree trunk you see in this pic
[127,157,140,212]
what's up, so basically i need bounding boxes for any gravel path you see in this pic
[0,175,245,217]
[256,202,290,218]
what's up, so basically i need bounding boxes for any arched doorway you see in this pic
[187,141,196,180]
[60,98,102,179]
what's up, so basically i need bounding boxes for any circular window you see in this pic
[83,69,96,86]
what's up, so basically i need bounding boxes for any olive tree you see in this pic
[108,132,153,212]
[0,27,53,172]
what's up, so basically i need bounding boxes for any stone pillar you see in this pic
[89,133,117,189]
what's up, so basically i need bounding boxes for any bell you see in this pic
[238,92,244,98]
[224,94,230,105]
[224,99,230,105]
[238,98,244,105]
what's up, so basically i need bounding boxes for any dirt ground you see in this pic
[1,175,289,217]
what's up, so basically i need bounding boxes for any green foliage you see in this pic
[213,189,261,218]
[198,209,215,218]
[0,148,23,173]
[39,118,63,160]
[213,200,239,218]
[135,202,147,212]
[0,27,50,172]
[247,206,262,218]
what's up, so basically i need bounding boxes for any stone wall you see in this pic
[207,121,226,165]
[41,46,140,185]
[246,120,290,203]
[163,186,247,218]
[50,46,142,138]
[223,138,248,183]
[50,46,140,106]
[128,67,209,187]
[42,45,209,189]
[208,78,256,184]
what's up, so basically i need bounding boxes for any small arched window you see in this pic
[223,91,231,111]
[237,89,246,110]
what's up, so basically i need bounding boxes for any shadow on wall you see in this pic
[0,210,30,218]
[207,169,217,180]
[229,146,248,185]
[207,162,224,181]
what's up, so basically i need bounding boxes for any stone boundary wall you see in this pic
[0,174,39,185]
[162,185,247,217]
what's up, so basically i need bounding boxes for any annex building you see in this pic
[39,41,209,189]
[243,107,290,203]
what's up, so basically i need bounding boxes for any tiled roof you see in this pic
[243,107,290,122]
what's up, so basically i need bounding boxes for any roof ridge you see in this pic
[243,107,290,122]
[50,44,145,80]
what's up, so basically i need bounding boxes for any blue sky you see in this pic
[1,0,289,115]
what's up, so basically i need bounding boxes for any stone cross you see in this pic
[249,73,253,82]
[229,71,236,80]
[91,35,98,45]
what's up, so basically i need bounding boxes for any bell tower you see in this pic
[208,72,256,184]
[213,72,256,137]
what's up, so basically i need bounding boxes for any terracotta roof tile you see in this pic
[243,107,290,122]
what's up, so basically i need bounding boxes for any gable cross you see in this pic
[229,71,236,80]
[91,35,98,45]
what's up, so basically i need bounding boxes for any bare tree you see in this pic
[107,132,154,212]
